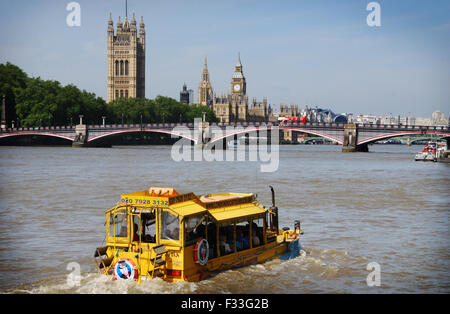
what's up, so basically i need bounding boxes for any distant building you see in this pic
[248,98,269,122]
[107,12,146,102]
[188,89,194,104]
[355,110,447,126]
[279,105,300,118]
[197,57,214,107]
[278,105,348,123]
[431,110,447,126]
[197,54,273,123]
[180,83,190,103]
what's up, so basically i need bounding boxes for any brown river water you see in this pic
[0,144,448,293]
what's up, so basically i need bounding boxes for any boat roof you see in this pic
[110,187,266,221]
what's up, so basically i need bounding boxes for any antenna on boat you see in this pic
[269,185,275,207]
[268,186,279,232]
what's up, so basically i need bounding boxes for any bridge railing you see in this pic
[354,123,448,131]
[0,126,76,132]
[1,122,448,133]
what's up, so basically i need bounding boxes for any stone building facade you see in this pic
[107,12,146,103]
[199,54,272,123]
[197,57,214,107]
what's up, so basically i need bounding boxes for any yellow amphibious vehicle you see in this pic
[94,186,303,283]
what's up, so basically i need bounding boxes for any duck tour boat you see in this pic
[94,186,304,283]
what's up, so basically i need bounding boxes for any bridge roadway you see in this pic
[0,121,449,152]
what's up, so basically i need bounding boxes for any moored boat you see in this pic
[414,141,447,162]
[94,186,303,283]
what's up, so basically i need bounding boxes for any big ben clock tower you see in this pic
[231,53,246,97]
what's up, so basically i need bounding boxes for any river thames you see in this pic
[0,144,448,293]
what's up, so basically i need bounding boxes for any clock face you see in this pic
[234,84,240,92]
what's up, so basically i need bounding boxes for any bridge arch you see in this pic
[87,128,198,144]
[282,127,344,145]
[209,126,276,144]
[357,131,450,146]
[0,132,74,143]
[209,126,345,145]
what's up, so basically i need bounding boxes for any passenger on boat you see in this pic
[167,227,179,241]
[236,230,250,251]
[142,214,156,243]
[119,226,127,237]
[252,229,260,246]
[219,234,232,255]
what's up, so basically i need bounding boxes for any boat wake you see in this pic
[4,246,370,294]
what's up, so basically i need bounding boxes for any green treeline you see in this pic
[0,62,217,127]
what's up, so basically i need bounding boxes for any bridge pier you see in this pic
[342,123,369,152]
[195,115,211,149]
[72,123,88,147]
[343,123,357,152]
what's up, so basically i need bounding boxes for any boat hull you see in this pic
[98,237,301,283]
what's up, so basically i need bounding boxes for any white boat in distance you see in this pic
[415,141,447,162]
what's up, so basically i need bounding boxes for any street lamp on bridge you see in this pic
[102,116,106,127]
[79,115,84,125]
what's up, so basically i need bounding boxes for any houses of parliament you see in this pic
[105,8,273,123]
[197,55,275,123]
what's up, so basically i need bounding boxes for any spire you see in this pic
[139,15,145,36]
[236,52,242,67]
[108,11,114,34]
[123,15,130,31]
[117,15,123,32]
[202,57,210,82]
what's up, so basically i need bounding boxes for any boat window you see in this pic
[235,220,250,251]
[141,212,156,243]
[132,215,140,242]
[252,218,264,247]
[219,223,235,256]
[161,210,179,241]
[185,215,206,246]
[110,209,128,238]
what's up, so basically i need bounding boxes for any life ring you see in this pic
[113,258,138,281]
[286,230,299,241]
[194,239,209,266]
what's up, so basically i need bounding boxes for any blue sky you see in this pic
[0,0,449,117]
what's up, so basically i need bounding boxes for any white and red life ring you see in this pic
[113,258,138,281]
[194,239,209,266]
